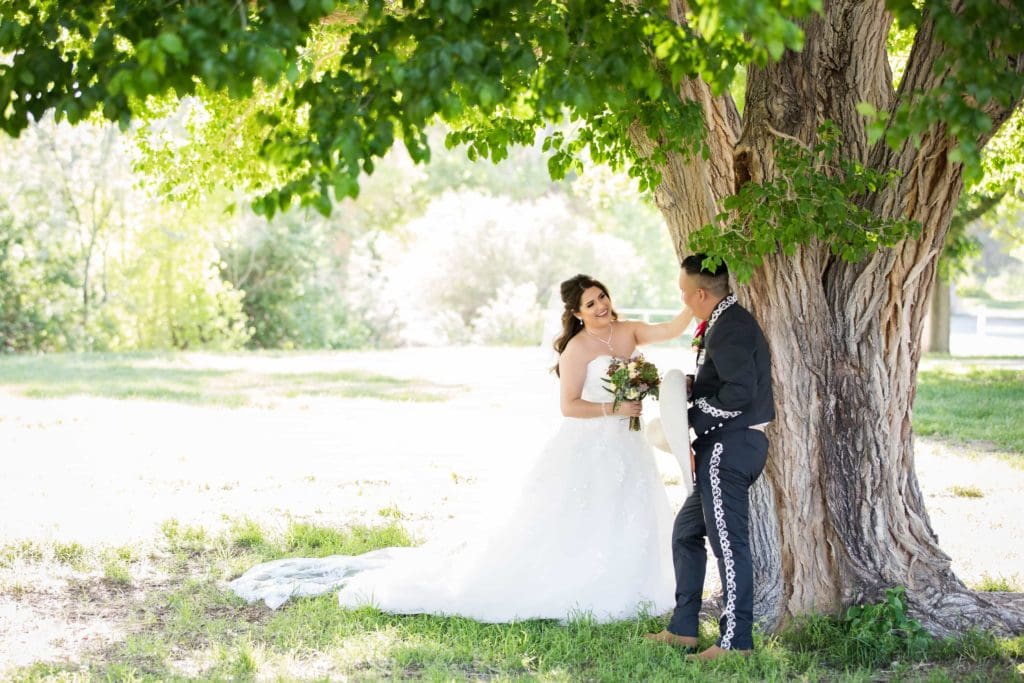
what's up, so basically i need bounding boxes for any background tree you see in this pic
[3,0,1023,634]
[925,187,1004,353]
[0,115,133,350]
[0,114,249,351]
[0,202,76,351]
[925,108,1024,352]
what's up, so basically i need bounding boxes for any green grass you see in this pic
[52,541,87,567]
[378,504,404,520]
[973,574,1024,592]
[0,540,44,567]
[950,485,985,498]
[958,296,1024,311]
[0,353,459,406]
[914,366,1024,454]
[3,353,1023,679]
[102,558,132,586]
[5,521,1023,682]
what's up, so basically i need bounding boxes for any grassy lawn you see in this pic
[0,353,458,405]
[915,364,1024,454]
[4,521,1022,682]
[4,354,1018,453]
[958,297,1024,312]
[2,352,1022,680]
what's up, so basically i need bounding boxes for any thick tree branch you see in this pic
[629,0,743,260]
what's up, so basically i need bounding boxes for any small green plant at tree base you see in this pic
[782,586,936,668]
[950,485,985,498]
[842,586,933,667]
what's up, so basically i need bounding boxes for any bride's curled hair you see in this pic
[551,274,618,376]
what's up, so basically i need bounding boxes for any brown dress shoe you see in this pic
[643,630,699,651]
[685,644,753,662]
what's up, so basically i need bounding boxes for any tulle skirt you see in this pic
[230,415,675,623]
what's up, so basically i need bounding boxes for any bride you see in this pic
[230,273,693,622]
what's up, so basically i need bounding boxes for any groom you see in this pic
[646,254,774,660]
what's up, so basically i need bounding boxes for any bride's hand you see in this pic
[614,401,643,417]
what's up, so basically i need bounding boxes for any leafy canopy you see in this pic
[1,0,818,217]
[690,123,921,282]
[2,0,1022,280]
[873,0,1024,179]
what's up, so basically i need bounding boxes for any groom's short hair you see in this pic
[681,254,730,297]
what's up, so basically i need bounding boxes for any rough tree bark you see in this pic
[646,0,1024,635]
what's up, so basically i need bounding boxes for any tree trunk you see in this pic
[654,0,1024,636]
[926,274,951,354]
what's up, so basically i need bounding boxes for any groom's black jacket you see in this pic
[689,295,775,438]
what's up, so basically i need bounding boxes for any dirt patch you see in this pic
[1,348,1021,675]
[0,559,159,671]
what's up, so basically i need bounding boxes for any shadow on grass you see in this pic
[6,520,1024,682]
[0,354,458,407]
[12,594,1023,682]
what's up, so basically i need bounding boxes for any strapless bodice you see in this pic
[581,354,619,403]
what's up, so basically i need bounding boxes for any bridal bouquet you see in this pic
[604,355,661,431]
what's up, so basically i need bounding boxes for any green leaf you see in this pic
[156,32,187,62]
[138,68,160,95]
[697,6,721,40]
[855,101,877,117]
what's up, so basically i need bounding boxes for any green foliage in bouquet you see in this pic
[604,355,661,432]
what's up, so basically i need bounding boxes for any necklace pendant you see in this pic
[585,321,615,354]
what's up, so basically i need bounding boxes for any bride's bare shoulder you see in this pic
[558,336,590,370]
[564,333,597,358]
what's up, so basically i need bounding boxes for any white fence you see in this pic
[970,306,1024,336]
[618,307,1024,356]
[617,308,680,324]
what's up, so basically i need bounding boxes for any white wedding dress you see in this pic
[230,354,675,622]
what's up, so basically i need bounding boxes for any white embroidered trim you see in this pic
[706,293,737,333]
[696,396,741,419]
[709,442,737,650]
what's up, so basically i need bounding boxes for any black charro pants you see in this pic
[667,428,768,650]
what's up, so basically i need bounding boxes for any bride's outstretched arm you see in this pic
[628,307,694,346]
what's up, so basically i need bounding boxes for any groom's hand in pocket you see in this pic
[690,449,697,483]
